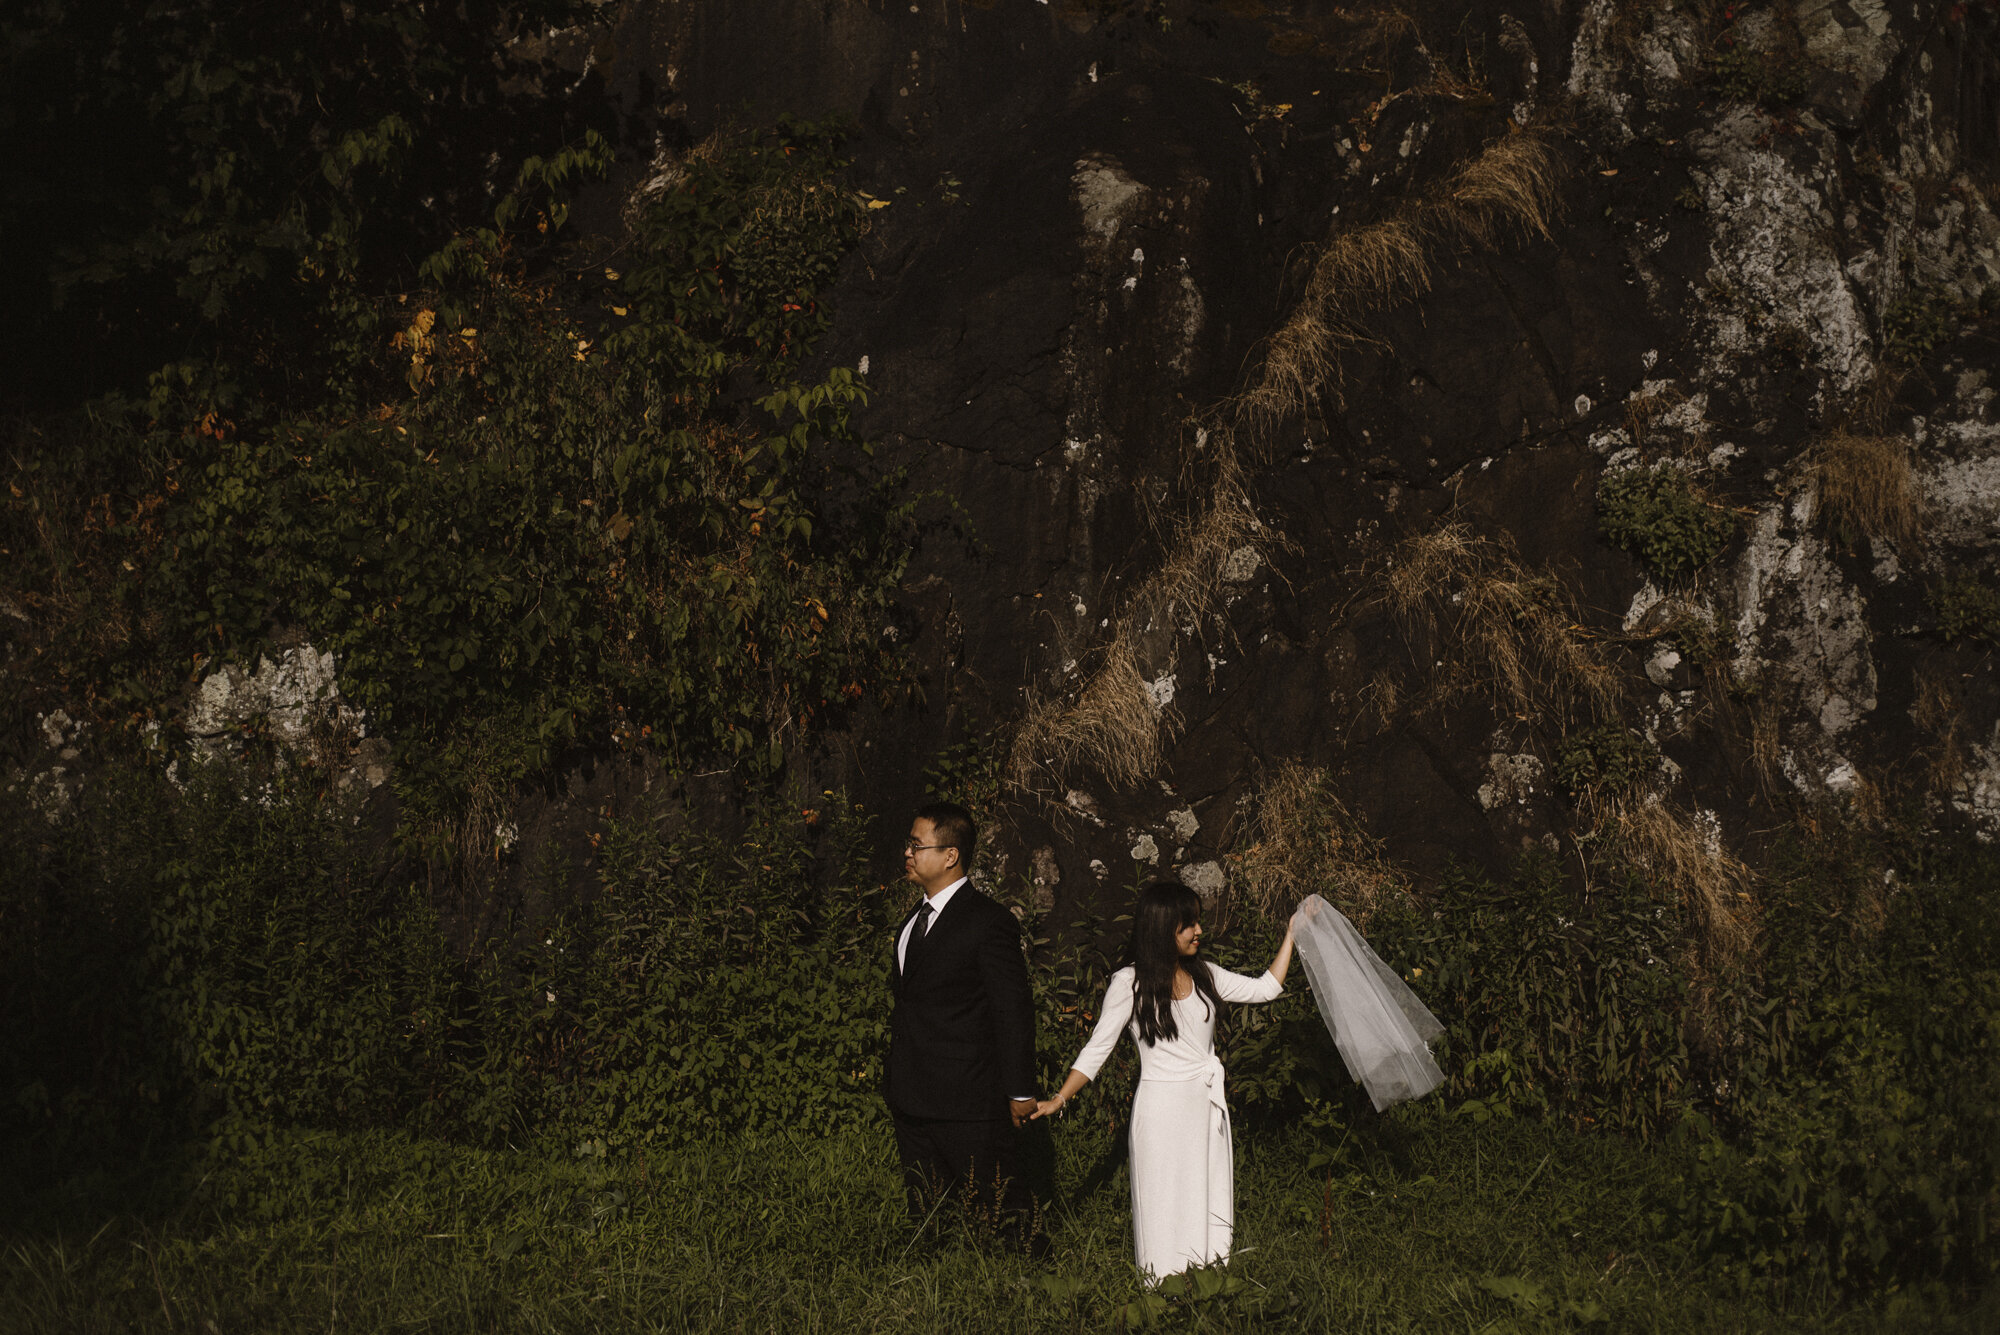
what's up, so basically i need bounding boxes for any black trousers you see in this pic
[891,1111,1038,1245]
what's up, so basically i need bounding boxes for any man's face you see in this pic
[904,817,957,889]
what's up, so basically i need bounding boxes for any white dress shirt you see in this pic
[897,875,967,971]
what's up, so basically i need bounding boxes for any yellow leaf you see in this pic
[867,199,892,210]
[611,306,628,317]
[603,267,621,280]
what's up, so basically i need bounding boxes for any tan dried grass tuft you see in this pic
[1006,430,1268,792]
[1812,431,1924,550]
[1006,135,1566,792]
[1589,794,1757,963]
[1340,5,1422,64]
[1748,690,1785,799]
[1375,523,1620,727]
[1360,668,1400,730]
[1436,132,1564,248]
[1231,134,1564,428]
[1232,762,1407,926]
[1912,666,1967,797]
[1008,639,1164,792]
[1306,217,1433,318]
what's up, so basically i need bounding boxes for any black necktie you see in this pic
[906,901,933,971]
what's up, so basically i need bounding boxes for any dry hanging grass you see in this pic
[1587,794,1757,963]
[1233,134,1563,428]
[1912,666,1968,797]
[1009,639,1164,791]
[1435,132,1565,249]
[1006,135,1566,793]
[1232,761,1407,926]
[1373,523,1621,728]
[1006,429,1266,792]
[1812,431,1924,550]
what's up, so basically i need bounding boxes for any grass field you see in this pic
[6,1107,1987,1333]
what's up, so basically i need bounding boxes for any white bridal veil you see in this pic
[1289,893,1446,1111]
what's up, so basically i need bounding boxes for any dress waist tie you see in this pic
[1137,1056,1231,1118]
[1198,1054,1229,1121]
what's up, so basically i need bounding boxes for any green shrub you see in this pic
[1,769,906,1168]
[1928,573,2000,647]
[1554,726,1660,796]
[7,0,621,415]
[1710,40,1811,107]
[9,764,1996,1297]
[1673,833,2000,1289]
[1881,289,1963,367]
[5,121,913,860]
[1597,465,1735,579]
[1376,857,1693,1140]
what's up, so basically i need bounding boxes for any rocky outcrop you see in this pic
[55,2,1980,922]
[572,0,2000,912]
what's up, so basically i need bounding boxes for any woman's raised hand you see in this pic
[1268,916,1299,985]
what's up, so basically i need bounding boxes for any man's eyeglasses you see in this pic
[904,841,951,853]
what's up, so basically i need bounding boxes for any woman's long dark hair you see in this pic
[1130,881,1223,1045]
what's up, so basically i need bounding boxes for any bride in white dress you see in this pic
[1034,881,1295,1282]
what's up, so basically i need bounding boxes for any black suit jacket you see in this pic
[885,885,1037,1121]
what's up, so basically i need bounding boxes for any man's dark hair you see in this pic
[915,800,977,867]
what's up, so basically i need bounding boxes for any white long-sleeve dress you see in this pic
[1070,964,1283,1281]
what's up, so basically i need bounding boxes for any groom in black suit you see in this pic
[886,801,1039,1242]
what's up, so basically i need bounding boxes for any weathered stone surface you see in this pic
[56,0,1990,918]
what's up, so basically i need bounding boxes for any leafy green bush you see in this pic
[9,764,1995,1297]
[1597,465,1735,579]
[5,122,912,858]
[555,794,901,1147]
[1554,726,1660,796]
[1710,40,1811,107]
[1377,858,1693,1140]
[1881,290,1963,367]
[3,0,613,409]
[1,767,910,1169]
[1674,833,2000,1289]
[1928,573,2000,647]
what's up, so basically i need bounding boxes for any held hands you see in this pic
[1028,1093,1067,1121]
[1010,1097,1038,1129]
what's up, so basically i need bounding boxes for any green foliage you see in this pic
[1666,606,1734,669]
[7,759,1996,1303]
[1927,572,2000,647]
[1881,289,1965,367]
[1374,858,1693,1140]
[5,122,910,850]
[0,768,906,1167]
[2,0,612,409]
[1710,40,1812,107]
[604,123,868,398]
[1554,726,1660,796]
[1673,832,2000,1290]
[1709,12,1812,109]
[563,793,899,1147]
[7,1115,1964,1333]
[1597,465,1735,579]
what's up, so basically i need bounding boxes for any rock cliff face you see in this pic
[585,0,2000,916]
[96,1,1989,926]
